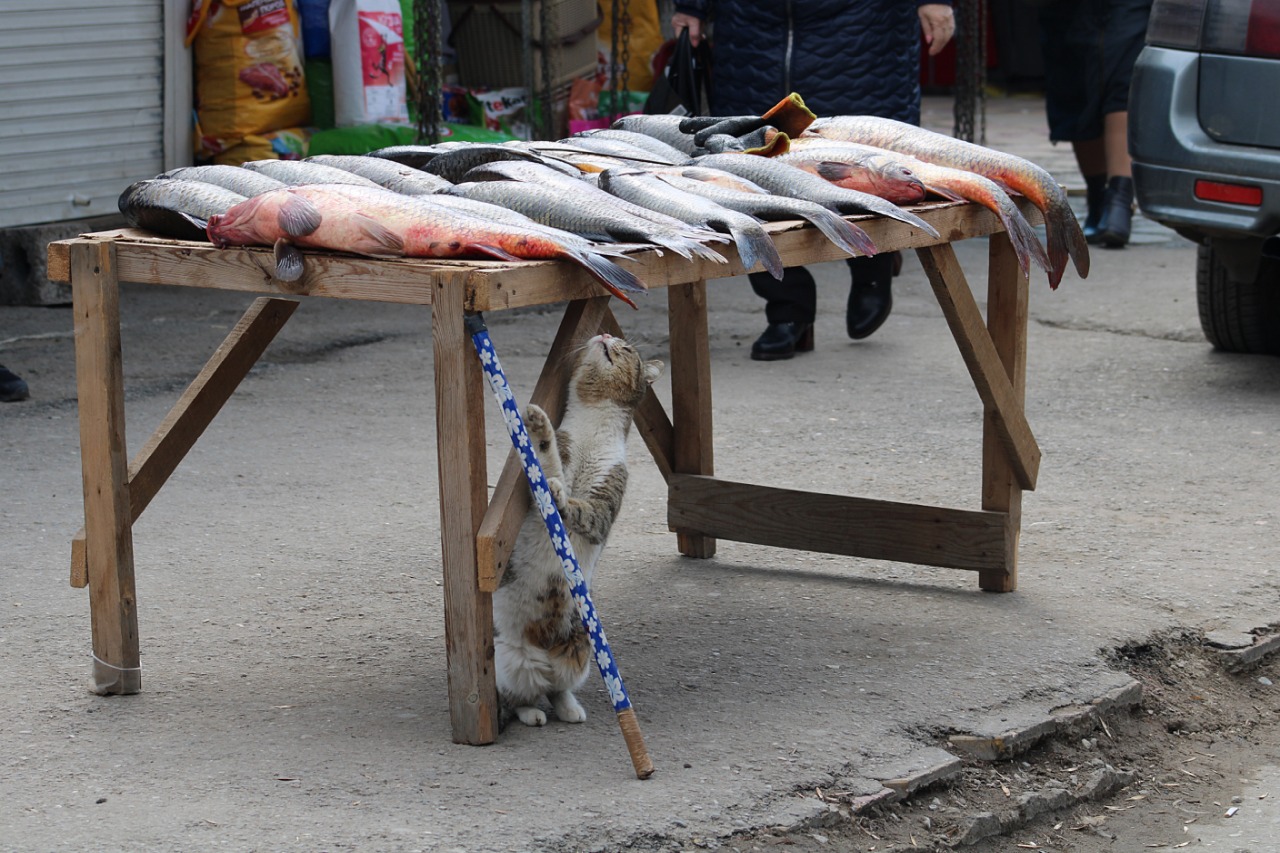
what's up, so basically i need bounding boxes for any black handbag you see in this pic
[643,28,707,116]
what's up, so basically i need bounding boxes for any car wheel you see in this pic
[1196,241,1280,355]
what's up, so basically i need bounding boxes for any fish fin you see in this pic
[470,244,522,262]
[922,182,968,203]
[1001,205,1053,280]
[572,250,647,308]
[273,239,305,282]
[352,214,404,255]
[276,195,323,238]
[1044,197,1090,288]
[180,212,210,239]
[727,222,783,279]
[815,161,858,183]
[800,207,878,257]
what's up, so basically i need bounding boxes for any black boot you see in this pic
[0,364,29,403]
[1098,176,1135,248]
[750,322,814,361]
[846,253,896,340]
[1082,173,1107,244]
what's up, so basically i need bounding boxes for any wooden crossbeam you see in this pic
[70,297,299,587]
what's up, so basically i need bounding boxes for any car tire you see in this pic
[1196,242,1280,355]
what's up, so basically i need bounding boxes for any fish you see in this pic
[449,179,728,265]
[303,154,454,195]
[572,129,691,164]
[205,184,648,307]
[240,159,384,188]
[807,115,1089,288]
[658,165,773,195]
[425,193,640,259]
[597,169,783,279]
[692,153,940,237]
[551,135,684,165]
[610,114,699,155]
[775,142,928,204]
[418,144,578,182]
[366,142,471,169]
[119,177,248,241]
[459,160,732,248]
[652,169,878,258]
[163,165,287,198]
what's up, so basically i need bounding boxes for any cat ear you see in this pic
[643,360,664,385]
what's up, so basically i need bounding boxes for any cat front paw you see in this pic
[547,476,568,508]
[552,692,587,724]
[515,705,548,727]
[524,404,553,452]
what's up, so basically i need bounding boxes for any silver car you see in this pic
[1129,0,1280,354]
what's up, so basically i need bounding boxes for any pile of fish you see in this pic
[118,112,1088,308]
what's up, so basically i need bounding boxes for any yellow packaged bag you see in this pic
[188,0,312,160]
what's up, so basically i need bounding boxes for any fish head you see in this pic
[205,193,278,248]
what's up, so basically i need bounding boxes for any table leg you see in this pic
[668,280,716,558]
[979,232,1029,593]
[432,280,498,744]
[71,241,141,694]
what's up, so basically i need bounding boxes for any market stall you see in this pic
[48,192,1040,745]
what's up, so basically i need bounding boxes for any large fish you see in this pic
[418,144,578,182]
[240,159,383,188]
[460,160,732,251]
[205,184,647,307]
[449,179,728,265]
[119,178,247,241]
[597,169,783,279]
[652,169,877,258]
[610,114,699,156]
[782,138,1050,279]
[163,165,287,198]
[550,136,683,165]
[692,153,940,237]
[572,129,690,164]
[366,141,471,169]
[807,115,1089,288]
[775,143,928,204]
[304,154,454,195]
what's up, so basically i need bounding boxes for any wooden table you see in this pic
[48,198,1041,745]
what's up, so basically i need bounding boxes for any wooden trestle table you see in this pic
[48,196,1042,745]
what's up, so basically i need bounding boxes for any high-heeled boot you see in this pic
[1082,173,1107,244]
[1098,176,1135,248]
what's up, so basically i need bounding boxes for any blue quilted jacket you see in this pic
[673,0,950,125]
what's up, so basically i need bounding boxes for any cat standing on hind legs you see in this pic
[494,333,663,728]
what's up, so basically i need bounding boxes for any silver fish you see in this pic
[304,155,453,195]
[163,165,286,197]
[240,160,384,188]
[610,114,699,155]
[573,129,691,164]
[119,178,247,241]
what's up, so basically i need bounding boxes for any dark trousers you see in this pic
[748,254,896,325]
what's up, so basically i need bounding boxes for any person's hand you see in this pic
[919,4,955,57]
[671,12,703,46]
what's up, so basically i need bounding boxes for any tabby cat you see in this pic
[494,333,663,727]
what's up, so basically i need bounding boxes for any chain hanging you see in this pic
[952,0,987,144]
[538,0,555,139]
[413,0,444,143]
[608,0,632,122]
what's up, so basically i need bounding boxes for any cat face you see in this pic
[571,334,663,409]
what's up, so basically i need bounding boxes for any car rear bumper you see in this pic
[1129,46,1280,241]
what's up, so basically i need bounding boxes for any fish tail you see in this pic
[879,206,940,239]
[572,250,646,308]
[1044,195,1090,288]
[728,222,783,279]
[802,208,878,257]
[647,234,696,260]
[688,240,730,264]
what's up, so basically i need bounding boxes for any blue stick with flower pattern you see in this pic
[465,313,654,779]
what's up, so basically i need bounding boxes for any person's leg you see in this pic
[1071,137,1108,241]
[0,364,29,403]
[1098,110,1135,247]
[846,252,897,340]
[748,266,816,360]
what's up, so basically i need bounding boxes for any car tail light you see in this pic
[1194,179,1264,205]
[1148,0,1209,48]
[1148,0,1280,57]
[1202,0,1280,57]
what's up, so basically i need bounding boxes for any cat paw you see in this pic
[515,705,547,727]
[524,404,553,451]
[547,476,568,508]
[552,692,587,724]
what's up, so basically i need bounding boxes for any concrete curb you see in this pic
[1204,628,1280,672]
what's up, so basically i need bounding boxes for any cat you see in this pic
[493,333,663,727]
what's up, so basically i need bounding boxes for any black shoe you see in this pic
[1098,176,1135,249]
[846,279,893,340]
[1082,173,1108,245]
[0,365,29,403]
[750,322,814,361]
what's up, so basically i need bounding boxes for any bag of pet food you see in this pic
[187,0,311,160]
[329,0,411,126]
